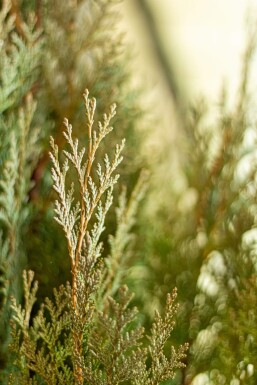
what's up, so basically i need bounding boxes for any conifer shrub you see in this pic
[6,91,188,384]
[0,0,145,372]
[0,0,42,368]
[3,1,257,384]
[141,27,257,385]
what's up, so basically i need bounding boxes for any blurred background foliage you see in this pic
[1,0,257,385]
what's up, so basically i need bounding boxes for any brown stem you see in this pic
[72,285,84,385]
[71,98,94,385]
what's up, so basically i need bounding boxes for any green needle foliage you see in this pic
[0,0,42,368]
[4,1,257,384]
[26,0,143,303]
[142,27,257,385]
[8,91,188,385]
[0,0,144,374]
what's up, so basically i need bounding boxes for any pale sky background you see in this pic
[155,0,257,103]
[122,0,257,105]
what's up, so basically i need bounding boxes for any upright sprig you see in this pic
[9,91,187,385]
[0,94,40,376]
[49,89,124,384]
[146,288,189,385]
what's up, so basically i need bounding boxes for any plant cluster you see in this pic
[0,0,144,373]
[2,0,257,384]
[7,91,188,385]
[142,27,257,384]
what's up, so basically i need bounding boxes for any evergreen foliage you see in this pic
[0,0,143,375]
[2,1,257,384]
[26,0,143,304]
[0,0,42,368]
[142,27,257,384]
[26,0,143,297]
[7,92,188,385]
